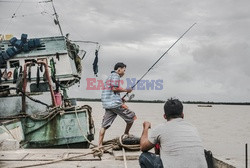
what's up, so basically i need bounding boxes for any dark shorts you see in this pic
[139,152,163,168]
[101,107,136,129]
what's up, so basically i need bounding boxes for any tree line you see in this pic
[76,98,250,105]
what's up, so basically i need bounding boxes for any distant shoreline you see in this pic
[76,98,250,105]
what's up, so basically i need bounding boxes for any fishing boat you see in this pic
[0,35,95,148]
[0,2,237,168]
[0,0,99,148]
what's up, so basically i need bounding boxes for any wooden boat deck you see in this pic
[0,148,236,168]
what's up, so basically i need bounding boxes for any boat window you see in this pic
[9,60,20,68]
[25,59,36,66]
[30,82,49,92]
[0,45,4,50]
[0,47,7,68]
[36,43,46,50]
[37,58,47,64]
[0,85,10,96]
[0,62,7,69]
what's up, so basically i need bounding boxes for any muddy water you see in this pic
[79,102,250,168]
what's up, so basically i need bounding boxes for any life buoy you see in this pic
[7,71,12,78]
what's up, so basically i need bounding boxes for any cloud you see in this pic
[1,0,250,102]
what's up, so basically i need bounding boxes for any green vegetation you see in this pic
[76,98,164,103]
[76,98,250,105]
[183,101,250,105]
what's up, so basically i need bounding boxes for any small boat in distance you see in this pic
[197,104,213,107]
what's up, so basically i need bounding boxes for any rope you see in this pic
[0,123,24,149]
[53,77,80,89]
[119,135,140,151]
[74,109,97,147]
[12,139,137,168]
[12,145,114,168]
[0,124,16,140]
[10,135,140,168]
[29,107,59,120]
[0,87,50,108]
[1,105,140,167]
[25,110,60,135]
[122,147,128,168]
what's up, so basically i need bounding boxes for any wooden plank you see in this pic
[113,150,140,160]
[23,153,63,161]
[0,152,28,161]
[0,150,100,161]
[21,153,30,161]
[65,153,101,161]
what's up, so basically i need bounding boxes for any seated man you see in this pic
[139,98,207,168]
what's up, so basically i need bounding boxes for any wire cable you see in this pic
[1,0,24,34]
[0,87,50,107]
[0,0,37,3]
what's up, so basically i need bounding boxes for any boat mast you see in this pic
[48,0,64,36]
[40,0,63,36]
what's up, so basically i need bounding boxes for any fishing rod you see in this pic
[123,23,197,99]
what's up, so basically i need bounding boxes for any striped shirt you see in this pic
[101,71,122,109]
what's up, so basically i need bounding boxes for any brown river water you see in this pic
[78,102,250,168]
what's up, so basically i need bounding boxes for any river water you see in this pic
[79,101,250,168]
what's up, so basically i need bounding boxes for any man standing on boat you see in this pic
[99,62,136,147]
[139,98,207,168]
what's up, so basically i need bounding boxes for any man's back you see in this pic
[149,118,207,168]
[101,71,122,109]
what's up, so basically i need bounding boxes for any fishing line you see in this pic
[0,0,37,3]
[122,23,197,99]
[1,0,24,34]
[0,11,47,21]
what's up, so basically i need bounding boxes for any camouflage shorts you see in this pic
[101,107,136,129]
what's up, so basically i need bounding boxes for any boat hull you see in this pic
[0,106,95,148]
[22,107,94,148]
[0,119,24,142]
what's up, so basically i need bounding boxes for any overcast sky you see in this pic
[1,0,250,102]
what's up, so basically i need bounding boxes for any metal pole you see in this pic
[246,143,248,168]
[51,0,63,36]
[72,40,99,45]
